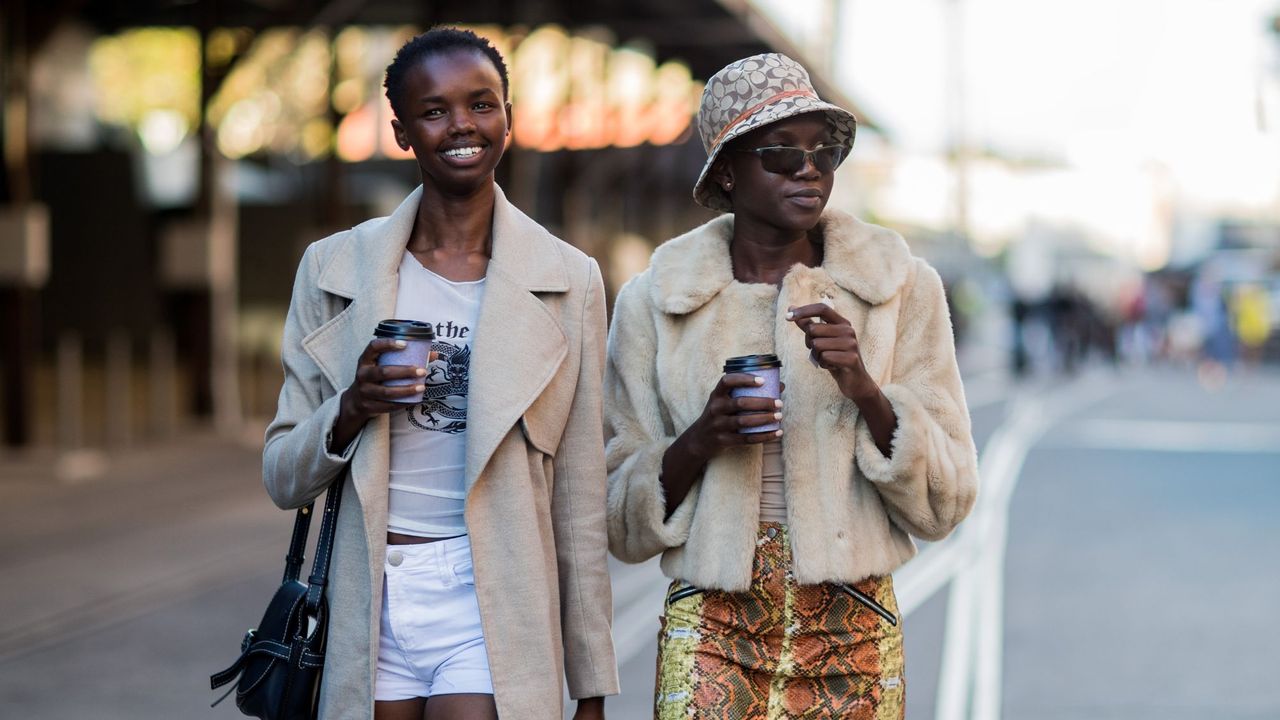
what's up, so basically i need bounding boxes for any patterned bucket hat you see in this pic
[693,53,857,212]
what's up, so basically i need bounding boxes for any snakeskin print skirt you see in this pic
[655,523,905,719]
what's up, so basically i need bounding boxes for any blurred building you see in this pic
[0,0,876,449]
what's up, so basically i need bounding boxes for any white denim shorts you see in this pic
[374,535,494,701]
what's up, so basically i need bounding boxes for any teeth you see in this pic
[443,147,482,158]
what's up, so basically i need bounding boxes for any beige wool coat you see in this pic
[605,210,979,592]
[263,185,619,719]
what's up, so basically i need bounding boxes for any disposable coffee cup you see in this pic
[723,354,782,434]
[374,319,435,404]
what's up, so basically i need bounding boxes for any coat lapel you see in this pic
[464,186,569,491]
[302,188,419,553]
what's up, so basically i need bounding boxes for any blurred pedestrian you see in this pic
[1193,270,1235,368]
[604,54,978,719]
[1232,283,1272,366]
[262,27,617,720]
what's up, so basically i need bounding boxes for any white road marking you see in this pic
[893,370,1117,720]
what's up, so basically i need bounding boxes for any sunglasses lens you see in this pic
[755,146,845,174]
[758,148,805,174]
[814,146,845,173]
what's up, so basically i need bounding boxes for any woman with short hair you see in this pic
[605,53,978,719]
[264,27,617,720]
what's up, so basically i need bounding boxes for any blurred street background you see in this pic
[1,1,1278,718]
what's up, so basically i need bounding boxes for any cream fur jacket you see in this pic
[604,210,979,592]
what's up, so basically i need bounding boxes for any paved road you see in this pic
[1,366,1277,719]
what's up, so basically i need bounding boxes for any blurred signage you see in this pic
[86,25,701,162]
[508,26,700,151]
[337,25,701,161]
[88,25,700,162]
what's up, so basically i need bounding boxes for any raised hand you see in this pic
[787,303,877,402]
[787,302,898,457]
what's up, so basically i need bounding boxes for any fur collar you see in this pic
[647,210,913,314]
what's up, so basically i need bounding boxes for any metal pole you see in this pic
[199,4,242,437]
[209,151,242,437]
[946,0,970,242]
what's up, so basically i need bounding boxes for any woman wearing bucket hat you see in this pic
[605,53,978,718]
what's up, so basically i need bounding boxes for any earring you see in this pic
[724,181,734,191]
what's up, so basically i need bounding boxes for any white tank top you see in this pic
[387,251,485,538]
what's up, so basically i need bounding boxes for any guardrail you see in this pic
[892,376,1115,720]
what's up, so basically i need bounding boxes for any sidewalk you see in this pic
[0,431,289,719]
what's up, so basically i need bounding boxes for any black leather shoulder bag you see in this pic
[210,478,344,719]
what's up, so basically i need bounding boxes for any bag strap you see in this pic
[209,479,342,701]
[305,476,344,615]
[282,502,315,584]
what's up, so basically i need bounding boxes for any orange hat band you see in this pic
[709,89,819,149]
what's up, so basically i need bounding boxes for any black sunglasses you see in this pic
[734,145,846,175]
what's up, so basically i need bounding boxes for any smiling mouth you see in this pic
[441,146,484,159]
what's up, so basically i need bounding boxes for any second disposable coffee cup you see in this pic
[374,319,435,404]
[724,353,782,434]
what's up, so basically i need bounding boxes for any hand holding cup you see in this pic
[341,320,438,421]
[342,338,432,419]
[687,354,784,459]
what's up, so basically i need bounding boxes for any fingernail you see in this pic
[775,430,784,437]
[414,384,425,392]
[773,412,782,420]
[785,311,794,320]
[773,399,782,408]
[394,340,407,348]
[755,377,764,385]
[416,368,426,376]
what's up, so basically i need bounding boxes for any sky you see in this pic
[757,0,1280,212]
[746,0,1280,270]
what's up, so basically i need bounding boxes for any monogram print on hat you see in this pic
[693,53,857,213]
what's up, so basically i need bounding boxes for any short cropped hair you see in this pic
[383,27,510,119]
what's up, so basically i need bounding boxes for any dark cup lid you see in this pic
[723,353,782,373]
[374,319,436,340]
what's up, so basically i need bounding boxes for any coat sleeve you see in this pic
[551,258,621,700]
[853,260,979,541]
[604,276,698,563]
[262,242,363,510]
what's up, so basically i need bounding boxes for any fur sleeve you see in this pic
[604,275,698,562]
[853,260,978,540]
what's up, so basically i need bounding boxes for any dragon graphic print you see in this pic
[405,339,471,435]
